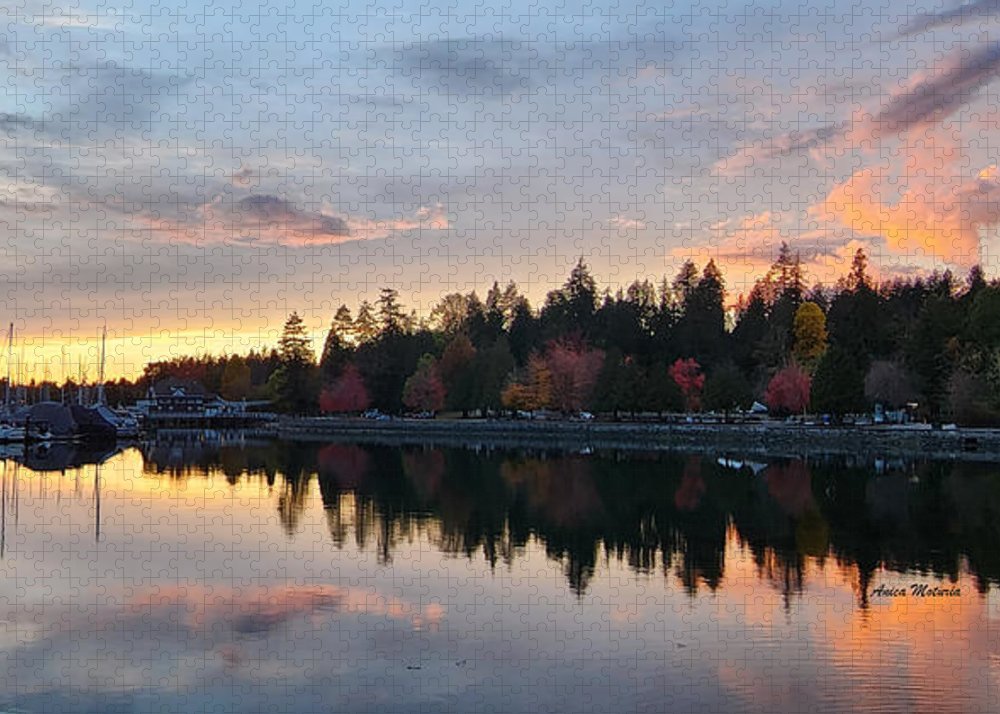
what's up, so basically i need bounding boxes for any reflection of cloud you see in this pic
[129,583,444,634]
[1,581,445,700]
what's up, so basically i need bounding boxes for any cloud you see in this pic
[48,60,190,135]
[898,1,1000,36]
[390,35,685,99]
[816,131,1000,266]
[392,38,535,96]
[608,215,647,230]
[0,112,34,132]
[715,41,1000,267]
[715,123,846,175]
[230,195,350,237]
[718,43,1000,173]
[860,43,1000,140]
[231,166,256,187]
[150,194,351,246]
[0,172,59,213]
[134,195,449,247]
[666,211,871,296]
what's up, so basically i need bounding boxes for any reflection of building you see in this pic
[134,378,273,428]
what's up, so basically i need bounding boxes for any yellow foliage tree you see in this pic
[792,301,828,372]
[501,354,551,411]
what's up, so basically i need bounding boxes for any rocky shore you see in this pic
[261,416,1000,461]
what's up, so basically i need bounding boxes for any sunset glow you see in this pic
[4,2,1000,378]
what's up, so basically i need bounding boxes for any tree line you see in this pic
[44,245,1000,425]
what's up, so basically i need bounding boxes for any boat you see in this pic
[0,423,25,442]
[88,327,141,439]
[91,404,140,438]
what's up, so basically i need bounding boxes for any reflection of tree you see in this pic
[501,455,612,594]
[670,457,726,594]
[317,445,371,491]
[765,460,814,517]
[278,473,312,535]
[145,440,1000,597]
[674,456,705,511]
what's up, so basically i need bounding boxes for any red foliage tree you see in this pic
[764,363,811,415]
[402,355,446,413]
[545,340,605,413]
[319,363,370,414]
[669,358,705,411]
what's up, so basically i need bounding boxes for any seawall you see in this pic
[260,417,1000,461]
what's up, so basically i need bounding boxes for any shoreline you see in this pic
[260,416,1000,461]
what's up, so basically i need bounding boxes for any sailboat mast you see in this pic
[97,326,107,405]
[4,323,11,409]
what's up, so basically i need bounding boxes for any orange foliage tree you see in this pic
[501,353,552,411]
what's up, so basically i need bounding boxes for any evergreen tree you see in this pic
[220,356,251,401]
[320,305,353,384]
[811,345,866,416]
[377,287,406,335]
[268,312,319,413]
[354,301,378,344]
[703,362,752,416]
[678,260,726,366]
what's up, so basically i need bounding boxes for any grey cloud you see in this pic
[388,35,684,97]
[0,112,34,131]
[234,195,350,237]
[899,1,1000,36]
[869,43,1000,136]
[391,38,536,96]
[46,60,191,136]
[739,42,1000,165]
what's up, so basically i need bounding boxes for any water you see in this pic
[1,437,998,713]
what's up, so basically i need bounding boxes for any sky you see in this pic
[3,0,1000,379]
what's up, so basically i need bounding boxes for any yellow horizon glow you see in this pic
[0,327,329,383]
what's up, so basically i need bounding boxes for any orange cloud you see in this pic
[817,131,999,266]
[667,211,881,296]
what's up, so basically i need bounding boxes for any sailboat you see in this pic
[0,323,24,442]
[88,326,140,439]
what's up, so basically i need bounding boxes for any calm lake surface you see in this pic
[1,436,998,713]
